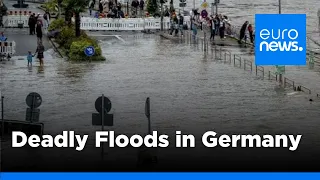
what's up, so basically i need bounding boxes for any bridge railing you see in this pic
[0,41,16,56]
[78,17,175,31]
[181,31,320,98]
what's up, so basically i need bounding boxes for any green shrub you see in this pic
[69,38,105,61]
[56,26,76,49]
[48,18,65,31]
[52,23,105,61]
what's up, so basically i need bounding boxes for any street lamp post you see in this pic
[278,0,283,85]
[215,3,218,15]
[193,0,195,10]
[317,8,320,34]
[161,2,164,31]
[279,0,281,14]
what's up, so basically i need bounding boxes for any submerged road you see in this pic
[1,34,320,171]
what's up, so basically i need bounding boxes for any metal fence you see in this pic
[171,30,320,99]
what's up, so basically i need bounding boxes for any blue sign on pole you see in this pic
[201,10,208,18]
[84,46,95,57]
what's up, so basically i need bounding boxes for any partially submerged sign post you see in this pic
[309,52,315,69]
[1,92,44,137]
[275,65,285,84]
[92,94,113,158]
[145,97,151,134]
[137,97,157,166]
[84,46,95,62]
[25,92,42,122]
[275,65,285,75]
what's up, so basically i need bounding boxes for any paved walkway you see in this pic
[2,0,50,56]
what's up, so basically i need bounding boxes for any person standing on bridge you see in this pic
[209,16,216,41]
[214,14,220,35]
[238,21,249,44]
[170,14,179,36]
[219,17,226,39]
[248,24,254,43]
[178,13,184,36]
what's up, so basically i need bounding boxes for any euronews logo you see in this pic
[255,14,306,65]
[259,29,304,52]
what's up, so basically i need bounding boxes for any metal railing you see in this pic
[175,31,320,99]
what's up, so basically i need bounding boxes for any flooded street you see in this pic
[1,0,320,171]
[1,34,319,134]
[1,34,320,171]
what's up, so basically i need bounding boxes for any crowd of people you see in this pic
[89,0,145,18]
[169,12,185,36]
[167,9,255,44]
[238,21,255,44]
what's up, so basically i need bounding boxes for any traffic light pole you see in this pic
[215,3,218,15]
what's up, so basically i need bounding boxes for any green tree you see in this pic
[147,0,158,15]
[65,0,88,37]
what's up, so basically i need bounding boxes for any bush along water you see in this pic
[49,18,106,61]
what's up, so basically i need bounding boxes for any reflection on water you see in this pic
[37,66,44,74]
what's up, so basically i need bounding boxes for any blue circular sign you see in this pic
[201,10,208,18]
[84,46,95,57]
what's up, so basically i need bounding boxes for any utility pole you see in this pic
[193,0,195,10]
[279,0,281,14]
[318,8,320,35]
[215,4,218,15]
[161,2,164,31]
[278,0,283,85]
[211,3,214,15]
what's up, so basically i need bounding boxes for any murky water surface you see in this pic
[1,0,320,169]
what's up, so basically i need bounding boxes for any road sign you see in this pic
[26,92,42,108]
[215,0,220,4]
[145,97,150,118]
[84,46,95,57]
[309,53,315,64]
[275,65,285,75]
[179,2,186,7]
[95,96,112,113]
[201,10,208,18]
[179,0,186,2]
[201,2,208,8]
[92,113,113,126]
[26,108,40,122]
